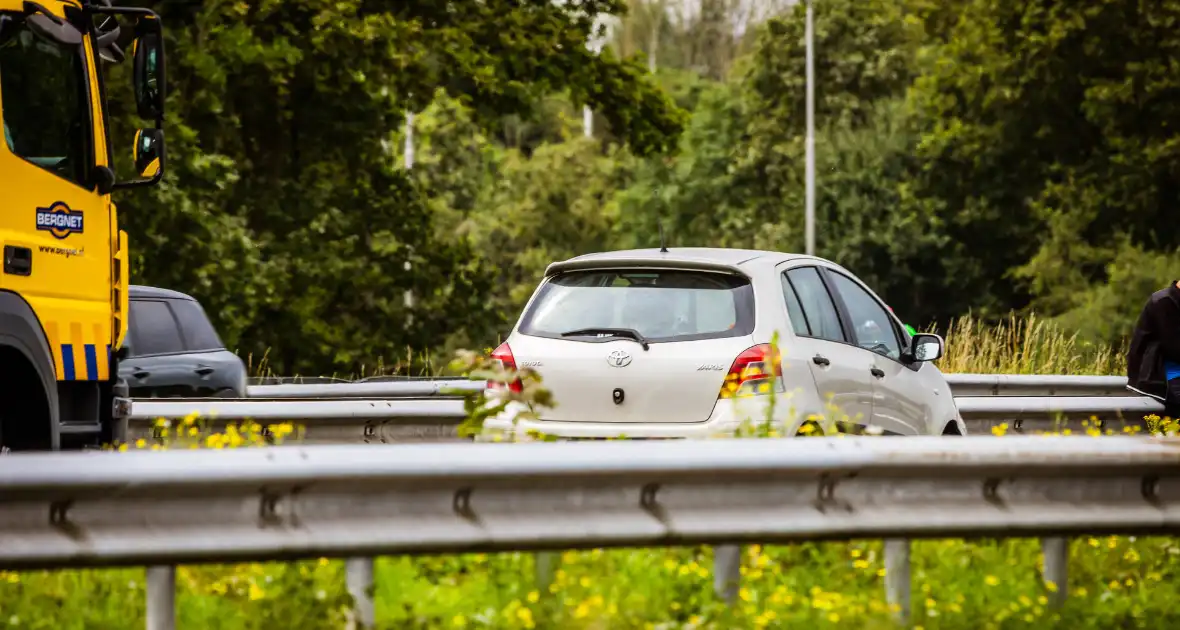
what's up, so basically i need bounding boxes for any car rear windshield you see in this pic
[518,268,755,342]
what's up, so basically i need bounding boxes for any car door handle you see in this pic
[3,245,31,276]
[870,367,885,378]
[812,354,830,366]
[194,367,215,376]
[132,369,150,379]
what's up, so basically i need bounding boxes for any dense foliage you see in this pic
[108,0,1180,374]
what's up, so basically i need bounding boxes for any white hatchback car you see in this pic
[479,248,965,440]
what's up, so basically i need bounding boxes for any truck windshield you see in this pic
[0,13,91,187]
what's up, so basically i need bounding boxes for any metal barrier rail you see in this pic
[246,379,483,399]
[126,398,469,444]
[127,395,1165,444]
[241,373,1139,400]
[943,374,1132,397]
[2,436,1178,628]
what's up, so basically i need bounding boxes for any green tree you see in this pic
[463,139,637,334]
[908,0,1180,336]
[105,0,686,374]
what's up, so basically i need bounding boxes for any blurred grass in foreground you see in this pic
[2,316,1172,629]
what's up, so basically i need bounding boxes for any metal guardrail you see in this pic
[246,379,483,399]
[242,373,1140,400]
[2,436,1178,627]
[127,398,469,444]
[127,393,1165,443]
[943,373,1132,397]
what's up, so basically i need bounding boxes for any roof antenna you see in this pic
[658,220,669,253]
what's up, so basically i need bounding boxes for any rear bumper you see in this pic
[476,396,784,441]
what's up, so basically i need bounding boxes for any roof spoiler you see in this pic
[544,256,751,279]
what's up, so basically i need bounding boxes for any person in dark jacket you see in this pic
[1126,280,1180,418]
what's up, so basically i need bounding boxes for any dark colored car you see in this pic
[119,286,247,398]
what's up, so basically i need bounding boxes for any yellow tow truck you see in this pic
[0,0,165,451]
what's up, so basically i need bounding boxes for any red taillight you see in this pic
[719,344,783,399]
[488,342,523,393]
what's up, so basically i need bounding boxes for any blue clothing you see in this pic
[1167,359,1180,382]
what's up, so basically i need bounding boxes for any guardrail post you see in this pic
[345,557,375,629]
[145,565,176,630]
[534,551,558,593]
[713,544,742,603]
[1041,537,1068,606]
[884,539,911,624]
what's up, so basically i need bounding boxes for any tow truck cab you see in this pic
[0,0,165,451]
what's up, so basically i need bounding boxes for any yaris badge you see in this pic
[606,349,632,368]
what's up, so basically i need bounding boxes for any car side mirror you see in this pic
[905,333,944,363]
[133,128,164,179]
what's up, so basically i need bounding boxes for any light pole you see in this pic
[804,0,816,257]
[583,12,612,138]
[403,111,414,330]
[404,111,415,170]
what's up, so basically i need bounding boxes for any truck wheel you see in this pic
[0,346,53,452]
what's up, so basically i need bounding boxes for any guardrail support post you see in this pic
[1041,537,1068,606]
[534,551,558,594]
[884,539,911,624]
[713,544,742,603]
[145,565,176,630]
[346,557,375,629]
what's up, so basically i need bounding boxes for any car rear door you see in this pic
[121,298,195,398]
[168,297,244,396]
[822,269,927,435]
[779,266,875,431]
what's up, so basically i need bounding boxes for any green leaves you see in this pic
[112,0,684,375]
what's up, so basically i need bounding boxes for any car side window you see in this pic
[779,272,811,336]
[0,19,93,187]
[169,298,224,352]
[784,267,846,343]
[128,299,184,356]
[826,271,902,361]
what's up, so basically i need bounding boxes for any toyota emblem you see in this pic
[606,349,632,368]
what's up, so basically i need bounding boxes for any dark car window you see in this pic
[827,271,902,361]
[128,299,184,356]
[0,17,94,187]
[519,268,755,342]
[170,298,224,351]
[784,267,846,343]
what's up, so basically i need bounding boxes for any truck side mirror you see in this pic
[133,128,164,180]
[132,26,165,120]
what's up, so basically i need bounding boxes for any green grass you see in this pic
[3,315,1173,629]
[4,538,1179,629]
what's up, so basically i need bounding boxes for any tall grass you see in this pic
[933,314,1124,376]
[239,314,1127,384]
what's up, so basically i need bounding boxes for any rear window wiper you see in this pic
[560,327,650,351]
